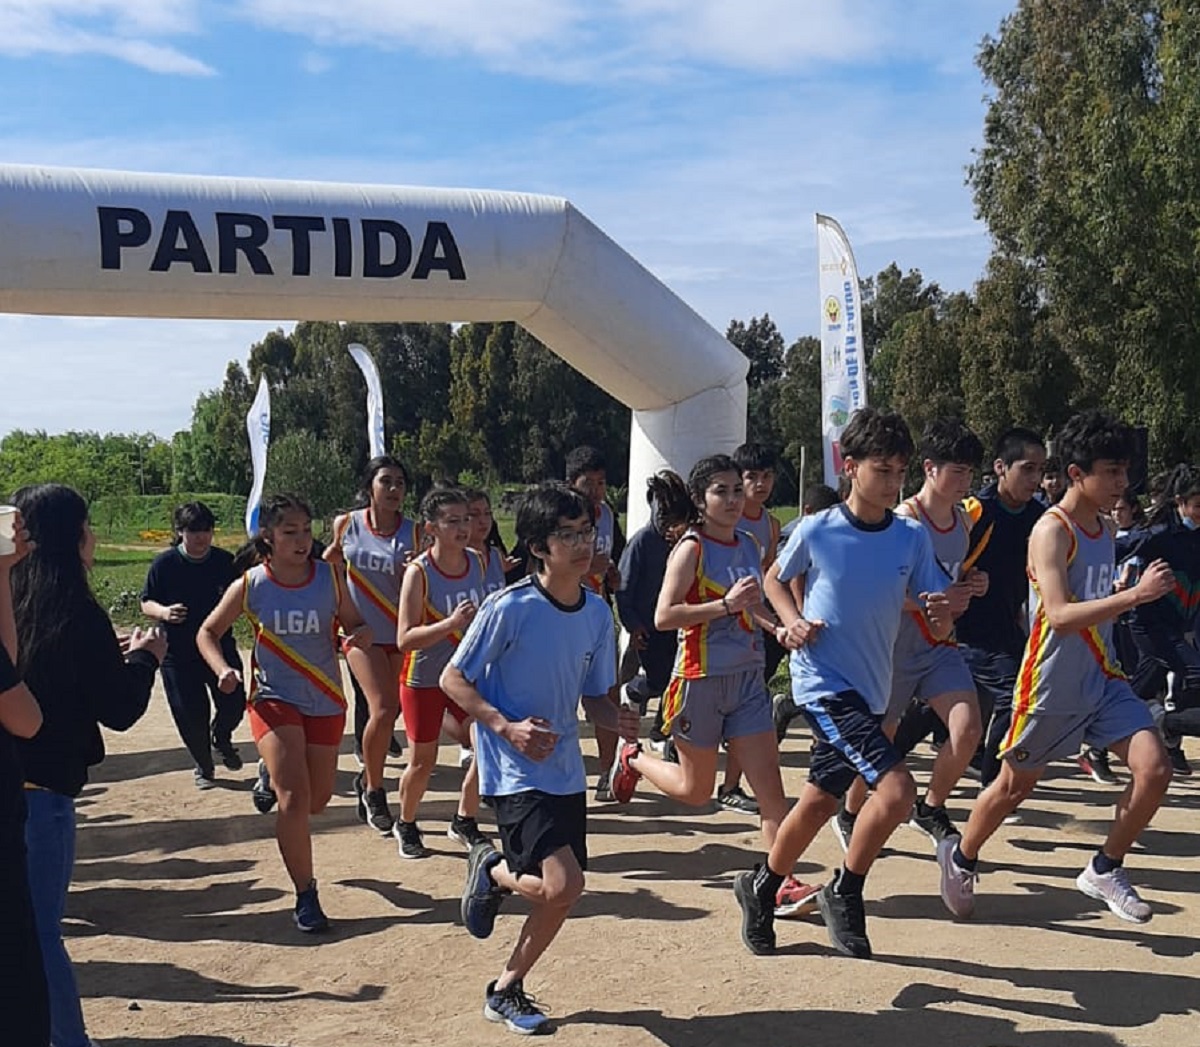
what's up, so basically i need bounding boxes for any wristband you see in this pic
[721,596,731,616]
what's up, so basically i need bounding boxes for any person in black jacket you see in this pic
[12,484,165,1047]
[0,510,50,1047]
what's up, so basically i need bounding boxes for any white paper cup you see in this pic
[0,505,17,556]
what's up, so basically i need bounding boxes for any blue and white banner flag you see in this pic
[815,214,868,487]
[244,376,271,536]
[347,342,386,459]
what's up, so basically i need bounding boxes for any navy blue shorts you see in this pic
[801,689,902,798]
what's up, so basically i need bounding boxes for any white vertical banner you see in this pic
[815,214,867,487]
[347,342,386,459]
[244,376,271,537]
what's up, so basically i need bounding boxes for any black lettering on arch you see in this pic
[362,219,412,278]
[413,221,465,280]
[272,215,326,276]
[97,206,151,270]
[150,210,212,273]
[215,212,272,275]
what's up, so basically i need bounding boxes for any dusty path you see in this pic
[68,667,1199,1047]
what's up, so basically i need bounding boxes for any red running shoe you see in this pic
[774,876,821,919]
[609,741,642,803]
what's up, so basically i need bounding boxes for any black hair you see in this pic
[839,407,915,463]
[732,442,779,474]
[645,470,692,537]
[462,486,490,507]
[10,484,99,676]
[357,455,409,508]
[517,482,594,570]
[1056,410,1136,478]
[420,486,470,524]
[1147,463,1200,527]
[1042,456,1063,476]
[565,445,606,484]
[252,493,313,559]
[918,419,984,468]
[685,454,741,525]
[803,483,840,514]
[172,501,216,545]
[994,426,1046,467]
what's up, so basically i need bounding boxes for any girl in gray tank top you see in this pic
[198,494,373,934]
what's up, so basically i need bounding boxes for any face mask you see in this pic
[1181,514,1199,531]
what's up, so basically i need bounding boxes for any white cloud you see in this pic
[0,0,214,75]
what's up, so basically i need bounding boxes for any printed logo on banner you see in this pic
[824,296,842,327]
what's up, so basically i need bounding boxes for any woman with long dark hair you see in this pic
[11,483,165,1047]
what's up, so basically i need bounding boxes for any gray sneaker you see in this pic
[1076,861,1151,923]
[937,837,977,919]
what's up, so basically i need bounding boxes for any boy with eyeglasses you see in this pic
[443,483,638,1035]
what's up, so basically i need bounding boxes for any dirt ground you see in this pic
[69,667,1198,1047]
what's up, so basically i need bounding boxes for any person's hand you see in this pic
[321,543,344,565]
[448,599,478,630]
[605,562,621,591]
[1134,559,1174,604]
[723,575,761,614]
[780,617,824,650]
[217,667,243,694]
[503,717,559,761]
[921,591,954,636]
[161,603,188,624]
[0,511,33,571]
[502,553,521,574]
[127,625,168,664]
[341,624,373,651]
[629,625,649,651]
[946,579,973,617]
[617,705,641,742]
[964,568,989,597]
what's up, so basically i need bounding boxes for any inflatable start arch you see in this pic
[0,165,747,533]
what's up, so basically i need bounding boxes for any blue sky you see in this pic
[0,0,1014,438]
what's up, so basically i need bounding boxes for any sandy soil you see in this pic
[67,666,1199,1047]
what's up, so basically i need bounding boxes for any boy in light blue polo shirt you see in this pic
[442,483,638,1036]
[733,407,954,961]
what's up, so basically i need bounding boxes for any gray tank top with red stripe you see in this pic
[402,549,488,688]
[244,561,345,716]
[1018,507,1123,713]
[894,498,968,656]
[339,509,419,643]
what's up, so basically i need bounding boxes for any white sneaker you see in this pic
[1002,811,1023,826]
[937,837,977,919]
[1076,861,1151,923]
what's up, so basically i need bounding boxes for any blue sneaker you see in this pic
[462,842,505,939]
[484,979,549,1035]
[293,879,330,933]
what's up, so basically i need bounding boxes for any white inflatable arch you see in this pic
[0,164,747,533]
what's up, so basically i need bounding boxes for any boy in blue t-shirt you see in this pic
[442,483,639,1035]
[734,408,954,960]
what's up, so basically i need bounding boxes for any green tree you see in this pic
[264,430,355,530]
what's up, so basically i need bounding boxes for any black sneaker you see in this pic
[732,869,776,955]
[352,771,368,824]
[1169,746,1192,777]
[662,737,680,765]
[594,772,616,804]
[483,979,549,1035]
[1078,747,1120,785]
[394,819,431,859]
[772,693,796,744]
[251,759,277,813]
[462,842,506,939]
[193,765,216,791]
[817,881,872,959]
[448,814,490,849]
[908,802,960,845]
[362,786,394,836]
[717,785,760,815]
[212,736,243,771]
[293,878,330,933]
[388,735,404,758]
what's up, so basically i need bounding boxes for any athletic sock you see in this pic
[1093,850,1122,875]
[834,866,866,897]
[752,859,785,906]
[952,842,978,873]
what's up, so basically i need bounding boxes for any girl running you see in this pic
[326,456,419,834]
[611,456,797,892]
[395,488,489,858]
[199,494,372,932]
[464,487,515,598]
